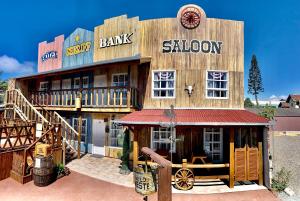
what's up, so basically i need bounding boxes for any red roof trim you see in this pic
[116,109,269,126]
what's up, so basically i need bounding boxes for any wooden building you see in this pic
[6,4,270,188]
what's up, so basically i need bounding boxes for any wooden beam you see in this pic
[77,114,82,159]
[263,127,270,188]
[258,141,263,185]
[171,163,229,168]
[229,127,235,188]
[133,130,138,168]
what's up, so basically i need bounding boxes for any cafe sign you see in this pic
[134,167,156,196]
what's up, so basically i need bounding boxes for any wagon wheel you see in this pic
[174,168,195,190]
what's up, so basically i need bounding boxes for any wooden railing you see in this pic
[5,89,79,159]
[30,97,79,153]
[0,122,36,152]
[22,124,62,176]
[30,87,139,108]
[5,89,49,127]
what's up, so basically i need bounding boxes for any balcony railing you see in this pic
[30,87,139,108]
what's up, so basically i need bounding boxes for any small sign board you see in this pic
[134,167,156,196]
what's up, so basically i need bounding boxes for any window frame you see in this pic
[72,118,88,143]
[203,128,224,162]
[73,77,80,89]
[111,73,128,87]
[206,70,229,99]
[109,122,124,147]
[39,81,49,91]
[150,127,176,153]
[151,70,176,99]
[82,76,89,88]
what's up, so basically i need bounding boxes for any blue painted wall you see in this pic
[62,28,94,68]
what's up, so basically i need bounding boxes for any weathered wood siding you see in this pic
[63,28,94,68]
[139,16,244,109]
[38,35,64,72]
[94,15,140,62]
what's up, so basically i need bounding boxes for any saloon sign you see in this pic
[99,33,133,48]
[162,39,223,54]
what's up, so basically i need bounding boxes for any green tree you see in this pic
[244,97,254,108]
[120,128,130,174]
[259,104,275,120]
[0,71,7,91]
[248,55,264,106]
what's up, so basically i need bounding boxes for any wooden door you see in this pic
[235,146,259,181]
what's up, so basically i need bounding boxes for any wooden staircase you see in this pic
[4,89,79,163]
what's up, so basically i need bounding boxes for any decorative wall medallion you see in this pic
[180,6,201,29]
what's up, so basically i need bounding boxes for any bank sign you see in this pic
[99,33,133,48]
[162,39,223,54]
[62,28,94,68]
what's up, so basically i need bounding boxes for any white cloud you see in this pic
[269,94,287,101]
[0,55,35,74]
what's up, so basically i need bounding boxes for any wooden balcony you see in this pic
[29,87,139,112]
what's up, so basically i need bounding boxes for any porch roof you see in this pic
[14,54,151,80]
[115,109,269,126]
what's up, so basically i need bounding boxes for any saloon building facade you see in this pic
[8,4,270,188]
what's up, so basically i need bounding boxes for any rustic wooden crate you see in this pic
[12,152,24,175]
[10,170,32,184]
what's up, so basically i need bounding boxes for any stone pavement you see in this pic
[67,154,266,194]
[67,154,134,187]
[0,171,280,201]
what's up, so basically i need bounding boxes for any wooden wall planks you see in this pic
[63,28,94,68]
[38,35,64,73]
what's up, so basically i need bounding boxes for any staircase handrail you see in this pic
[6,89,49,124]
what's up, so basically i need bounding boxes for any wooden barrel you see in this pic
[33,155,54,187]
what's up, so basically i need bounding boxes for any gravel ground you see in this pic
[270,133,300,195]
[278,192,300,201]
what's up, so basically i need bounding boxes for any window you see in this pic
[109,122,124,147]
[151,127,176,153]
[112,74,128,87]
[82,76,89,88]
[206,71,228,98]
[152,71,175,98]
[112,74,128,105]
[203,128,223,162]
[72,118,88,143]
[39,81,49,91]
[74,78,80,89]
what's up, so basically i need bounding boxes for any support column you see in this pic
[229,127,235,188]
[258,141,263,185]
[133,130,139,168]
[263,127,271,188]
[77,113,82,159]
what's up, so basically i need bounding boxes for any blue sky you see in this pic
[0,0,299,100]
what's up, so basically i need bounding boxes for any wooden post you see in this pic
[263,127,270,188]
[158,165,172,201]
[133,131,138,168]
[229,127,235,188]
[77,113,82,159]
[258,141,263,185]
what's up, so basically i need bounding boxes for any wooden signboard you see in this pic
[94,15,140,62]
[38,35,64,73]
[63,28,94,68]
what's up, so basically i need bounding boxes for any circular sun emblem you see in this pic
[180,6,201,29]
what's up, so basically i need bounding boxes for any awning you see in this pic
[15,54,151,80]
[114,109,269,126]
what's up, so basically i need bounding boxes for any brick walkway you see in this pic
[0,171,280,201]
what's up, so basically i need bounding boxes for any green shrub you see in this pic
[272,167,291,192]
[55,163,65,176]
